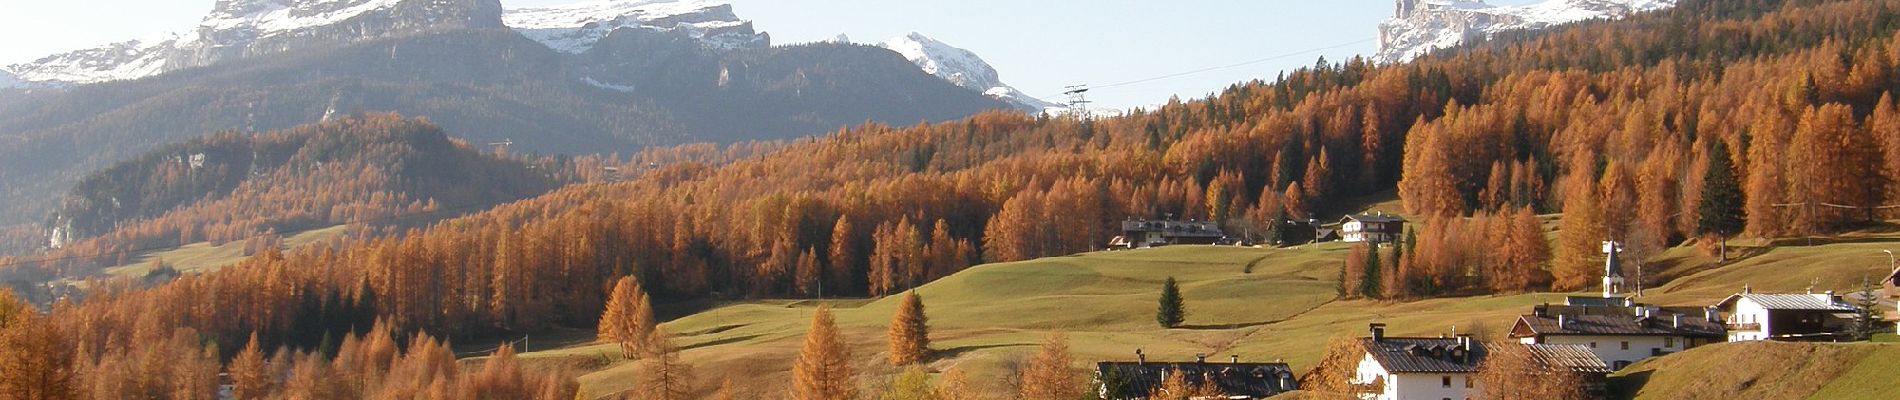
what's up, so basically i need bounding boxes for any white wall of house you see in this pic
[1727,298,1770,341]
[1353,354,1476,400]
[1525,335,1679,370]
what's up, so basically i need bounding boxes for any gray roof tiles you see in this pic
[1360,337,1484,373]
[1514,313,1725,338]
[1719,293,1857,311]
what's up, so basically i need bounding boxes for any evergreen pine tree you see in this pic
[888,291,930,366]
[1854,276,1882,341]
[1157,277,1186,328]
[1361,243,1383,299]
[1697,140,1746,262]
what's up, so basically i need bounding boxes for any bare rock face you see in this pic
[1375,0,1675,64]
[5,0,505,85]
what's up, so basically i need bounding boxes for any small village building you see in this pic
[1714,287,1857,342]
[1520,343,1614,398]
[1110,219,1225,249]
[1352,324,1611,400]
[1340,214,1405,244]
[1510,304,1725,370]
[1352,324,1482,400]
[1093,351,1298,399]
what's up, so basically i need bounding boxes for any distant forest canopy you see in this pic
[1,0,1897,395]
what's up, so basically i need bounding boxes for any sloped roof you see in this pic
[1717,293,1856,311]
[1513,313,1724,338]
[1360,337,1484,373]
[1343,214,1406,223]
[1523,344,1611,374]
[1095,361,1297,398]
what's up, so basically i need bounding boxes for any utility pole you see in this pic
[1064,84,1092,118]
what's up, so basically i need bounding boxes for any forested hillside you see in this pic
[0,115,560,292]
[0,28,1007,243]
[4,0,1900,398]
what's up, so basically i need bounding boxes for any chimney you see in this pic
[1557,314,1570,330]
[1456,334,1472,351]
[1370,323,1387,342]
[1196,353,1207,364]
[1672,313,1682,329]
[1136,349,1146,365]
[1534,304,1548,317]
[1705,306,1719,322]
[1231,355,1240,364]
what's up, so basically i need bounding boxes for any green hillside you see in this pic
[1611,341,1900,400]
[522,226,1900,398]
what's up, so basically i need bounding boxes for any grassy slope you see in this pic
[100,225,348,277]
[1610,341,1900,400]
[524,224,1900,398]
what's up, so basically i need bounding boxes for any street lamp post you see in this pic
[1309,219,1320,249]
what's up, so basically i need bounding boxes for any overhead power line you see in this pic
[1045,37,1376,100]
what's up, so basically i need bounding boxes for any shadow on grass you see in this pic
[681,323,747,336]
[1607,369,1653,399]
[1176,320,1277,330]
[683,333,768,351]
[934,342,1034,360]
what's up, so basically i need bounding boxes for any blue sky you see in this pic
[0,0,1541,109]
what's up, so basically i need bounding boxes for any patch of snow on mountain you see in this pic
[876,32,1059,113]
[582,76,637,92]
[1375,0,1676,63]
[6,0,501,86]
[201,0,404,33]
[3,31,189,85]
[505,0,767,53]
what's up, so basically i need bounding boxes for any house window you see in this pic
[1464,376,1473,388]
[1442,376,1452,387]
[1665,337,1675,347]
[1590,342,1598,348]
[1621,341,1630,350]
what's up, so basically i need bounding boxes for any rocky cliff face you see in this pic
[1375,0,1675,63]
[4,0,504,86]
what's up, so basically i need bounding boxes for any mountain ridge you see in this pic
[1375,0,1676,63]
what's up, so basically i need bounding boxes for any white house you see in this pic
[1352,324,1481,400]
[1714,287,1856,341]
[1340,214,1405,244]
[1509,305,1725,371]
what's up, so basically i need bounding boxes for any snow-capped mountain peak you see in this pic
[1375,0,1675,63]
[4,0,504,86]
[876,32,1059,114]
[503,0,768,53]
